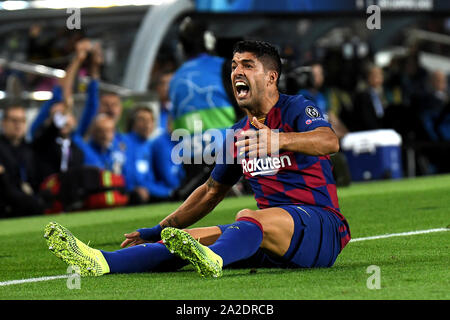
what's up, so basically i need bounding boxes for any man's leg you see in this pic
[161,207,295,277]
[45,222,226,276]
[205,207,294,265]
[101,226,224,273]
[233,208,295,257]
[186,226,224,245]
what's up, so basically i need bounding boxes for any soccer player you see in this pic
[45,40,350,277]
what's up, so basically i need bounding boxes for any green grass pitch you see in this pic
[0,174,449,300]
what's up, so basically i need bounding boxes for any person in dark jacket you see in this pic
[353,65,388,131]
[31,103,84,184]
[0,105,49,217]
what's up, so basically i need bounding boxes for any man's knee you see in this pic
[235,208,256,221]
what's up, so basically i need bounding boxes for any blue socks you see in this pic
[101,242,186,273]
[101,218,264,273]
[209,218,264,267]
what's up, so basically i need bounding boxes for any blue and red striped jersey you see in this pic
[212,93,350,245]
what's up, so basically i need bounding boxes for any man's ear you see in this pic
[268,70,278,85]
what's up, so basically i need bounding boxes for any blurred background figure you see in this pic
[77,113,125,174]
[419,70,449,141]
[31,103,83,184]
[297,62,349,139]
[168,16,237,199]
[294,62,351,186]
[410,70,450,174]
[155,70,174,135]
[123,105,172,205]
[98,92,123,130]
[353,65,388,132]
[0,105,49,217]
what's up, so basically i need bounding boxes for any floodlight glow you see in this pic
[30,91,53,101]
[6,0,177,10]
[1,1,29,10]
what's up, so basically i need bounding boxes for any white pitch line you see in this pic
[350,228,449,242]
[0,275,69,287]
[1,227,448,287]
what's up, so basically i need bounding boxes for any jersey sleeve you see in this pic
[290,97,332,133]
[210,126,242,186]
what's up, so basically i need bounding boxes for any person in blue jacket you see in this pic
[123,105,176,204]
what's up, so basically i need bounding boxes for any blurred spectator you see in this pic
[155,70,173,134]
[68,40,126,174]
[151,71,186,197]
[0,106,50,217]
[29,39,91,184]
[352,65,389,131]
[98,92,123,129]
[31,104,84,184]
[294,62,351,186]
[74,40,124,139]
[401,49,429,107]
[75,113,126,174]
[418,70,450,141]
[298,62,348,139]
[123,106,174,204]
[28,40,129,213]
[408,70,450,175]
[151,69,185,201]
[151,130,185,198]
[169,17,236,199]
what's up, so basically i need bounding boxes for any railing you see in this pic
[0,57,137,100]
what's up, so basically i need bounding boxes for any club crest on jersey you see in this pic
[241,155,292,176]
[305,106,320,118]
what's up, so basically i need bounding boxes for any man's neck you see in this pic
[246,90,280,119]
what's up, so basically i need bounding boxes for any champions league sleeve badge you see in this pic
[305,106,320,118]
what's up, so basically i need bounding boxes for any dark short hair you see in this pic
[232,40,282,83]
[100,90,121,99]
[178,17,207,58]
[126,105,153,132]
[2,105,25,120]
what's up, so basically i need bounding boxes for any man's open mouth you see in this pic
[235,81,250,99]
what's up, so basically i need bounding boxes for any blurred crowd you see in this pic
[282,46,450,176]
[1,17,450,218]
[0,38,185,218]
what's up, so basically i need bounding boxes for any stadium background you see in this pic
[2,0,450,179]
[0,0,449,302]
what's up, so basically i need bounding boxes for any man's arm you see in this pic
[121,176,231,248]
[237,117,340,158]
[279,126,340,156]
[61,39,91,112]
[160,176,231,229]
[74,41,103,138]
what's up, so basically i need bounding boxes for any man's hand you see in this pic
[90,42,103,79]
[120,224,164,248]
[120,231,147,248]
[235,117,281,158]
[134,187,150,203]
[75,39,92,61]
[91,42,104,66]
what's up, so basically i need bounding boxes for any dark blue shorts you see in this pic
[280,205,345,268]
[226,205,347,270]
